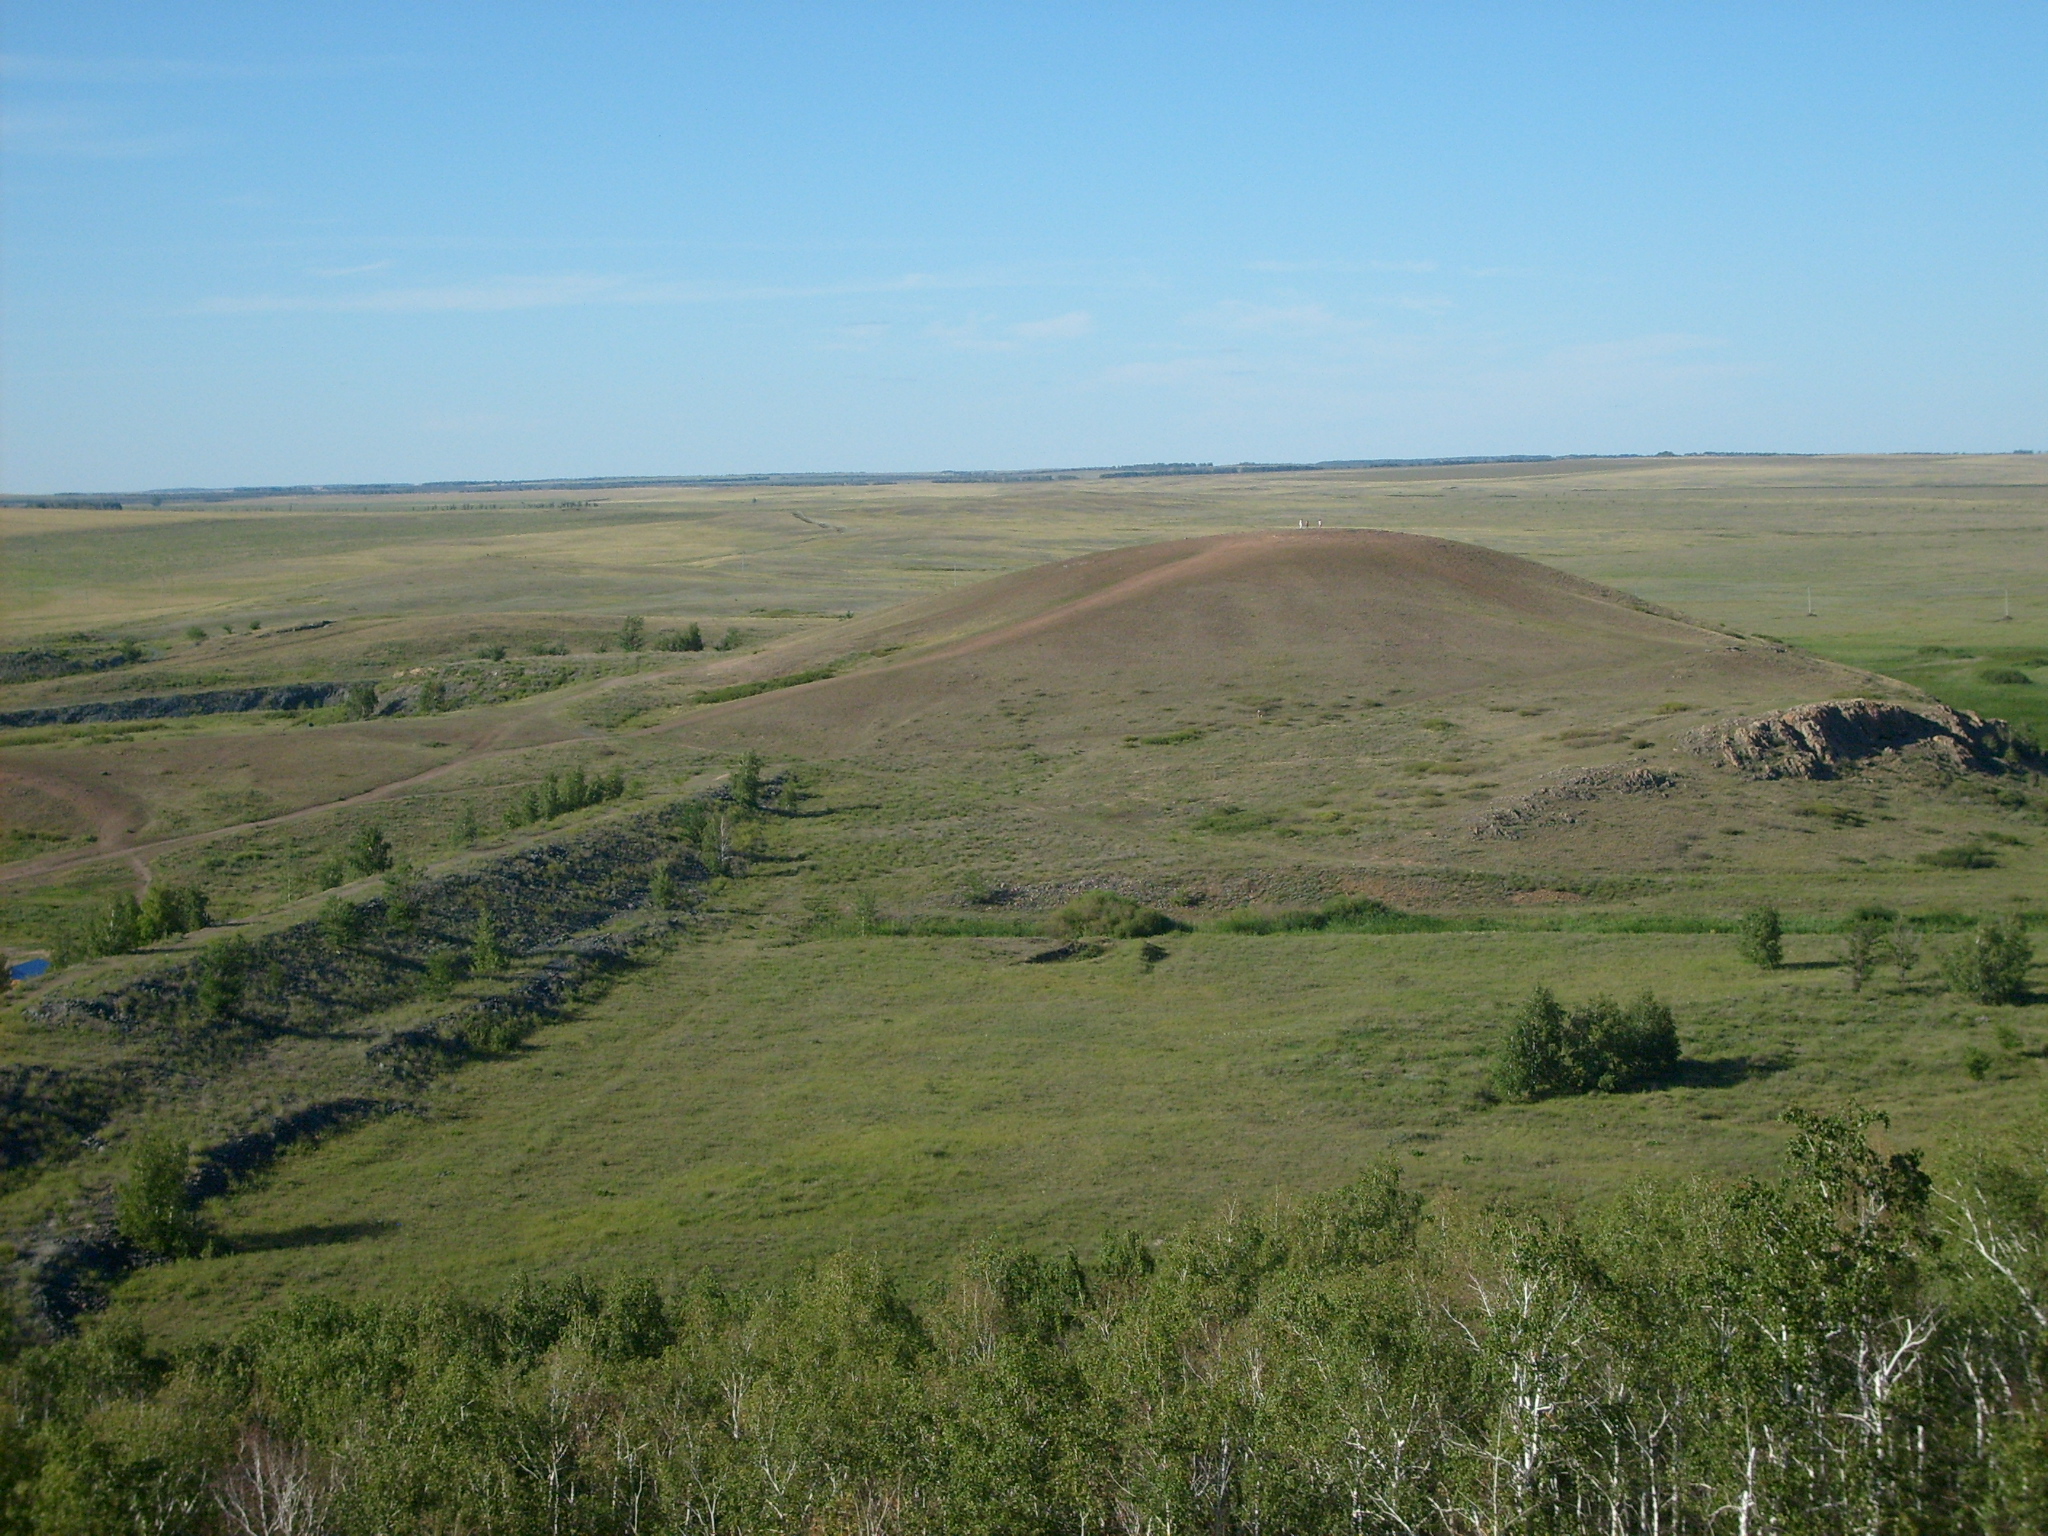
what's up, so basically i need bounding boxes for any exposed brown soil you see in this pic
[662,529,1856,755]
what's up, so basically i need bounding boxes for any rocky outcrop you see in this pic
[1471,764,1677,840]
[0,681,359,730]
[1685,699,2034,780]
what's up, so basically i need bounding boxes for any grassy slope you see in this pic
[111,923,2044,1341]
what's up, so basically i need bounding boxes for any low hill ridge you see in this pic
[671,530,1853,753]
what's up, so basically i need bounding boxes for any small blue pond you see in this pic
[9,957,50,982]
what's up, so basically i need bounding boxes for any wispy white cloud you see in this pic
[1246,258,1438,274]
[0,105,200,158]
[0,51,419,84]
[1544,333,1727,369]
[1012,310,1092,340]
[923,317,1009,351]
[1189,301,1365,336]
[308,260,395,279]
[1099,356,1255,387]
[820,321,891,351]
[195,269,991,316]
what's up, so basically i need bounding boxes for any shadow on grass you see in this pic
[1673,1054,1795,1090]
[232,1219,398,1254]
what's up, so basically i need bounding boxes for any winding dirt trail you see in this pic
[0,703,590,891]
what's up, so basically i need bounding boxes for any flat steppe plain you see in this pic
[1,454,2043,1337]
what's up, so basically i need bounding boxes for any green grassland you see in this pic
[2,453,2046,1340]
[108,921,2046,1343]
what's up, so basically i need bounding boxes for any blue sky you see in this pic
[3,4,2044,491]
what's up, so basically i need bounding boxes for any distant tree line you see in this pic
[9,1109,2048,1532]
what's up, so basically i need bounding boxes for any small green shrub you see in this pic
[450,804,480,848]
[184,625,207,644]
[1095,1230,1155,1282]
[346,824,394,876]
[479,644,507,660]
[1919,844,1997,869]
[1979,667,2033,685]
[1053,892,1179,940]
[318,897,365,948]
[1941,917,2032,1004]
[1794,803,1865,827]
[115,1134,206,1259]
[1211,896,1448,935]
[714,627,744,652]
[471,909,507,975]
[340,682,379,721]
[1493,987,1681,1101]
[195,935,249,1021]
[1890,917,1921,984]
[619,616,646,652]
[89,893,143,958]
[850,890,883,936]
[1737,906,1783,969]
[1193,806,1276,834]
[381,873,420,934]
[730,751,763,811]
[137,883,209,943]
[424,949,467,995]
[690,667,834,705]
[1843,919,1885,992]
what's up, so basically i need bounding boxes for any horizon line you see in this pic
[6,448,2041,505]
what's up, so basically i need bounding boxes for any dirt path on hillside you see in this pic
[0,704,590,891]
[0,766,156,889]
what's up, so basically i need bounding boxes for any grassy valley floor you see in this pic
[109,923,2045,1340]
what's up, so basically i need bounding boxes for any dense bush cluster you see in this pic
[1493,985,1682,1099]
[111,1135,208,1260]
[5,1113,2048,1533]
[55,884,211,964]
[504,766,629,828]
[1737,903,1783,968]
[313,824,395,891]
[1051,891,1179,940]
[1942,915,2034,1004]
[1211,895,1449,935]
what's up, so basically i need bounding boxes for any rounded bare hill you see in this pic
[672,530,1858,755]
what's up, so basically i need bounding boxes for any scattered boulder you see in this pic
[1685,699,2034,780]
[1472,765,1676,840]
